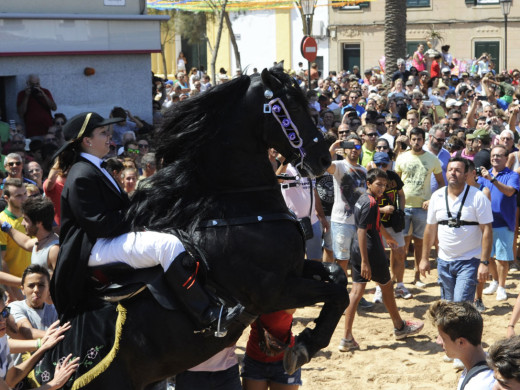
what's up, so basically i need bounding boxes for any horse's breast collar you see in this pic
[198,212,297,229]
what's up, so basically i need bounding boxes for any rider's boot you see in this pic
[164,253,244,337]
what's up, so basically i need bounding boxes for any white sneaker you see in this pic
[453,358,465,371]
[496,287,508,301]
[373,285,383,303]
[483,280,498,295]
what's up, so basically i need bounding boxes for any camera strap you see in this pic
[440,185,479,226]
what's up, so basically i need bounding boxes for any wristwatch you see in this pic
[491,178,497,184]
[480,260,490,265]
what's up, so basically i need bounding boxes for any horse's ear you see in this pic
[261,68,283,92]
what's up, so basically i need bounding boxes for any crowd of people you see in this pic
[2,46,520,388]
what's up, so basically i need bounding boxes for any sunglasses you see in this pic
[348,144,362,150]
[127,149,140,154]
[433,136,446,143]
[0,306,10,319]
[8,161,21,167]
[55,121,65,125]
[386,121,397,124]
[138,144,149,149]
[341,100,348,104]
[365,133,378,137]
[375,163,388,168]
[338,131,350,135]
[28,169,41,174]
[376,145,389,150]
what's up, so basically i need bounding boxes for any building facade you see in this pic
[0,0,165,124]
[329,0,519,74]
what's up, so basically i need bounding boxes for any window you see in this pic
[343,44,360,72]
[407,0,430,7]
[466,0,499,4]
[335,0,369,10]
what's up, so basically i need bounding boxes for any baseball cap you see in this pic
[373,152,391,165]
[473,128,491,142]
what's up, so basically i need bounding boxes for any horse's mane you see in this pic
[128,76,253,232]
[128,66,306,233]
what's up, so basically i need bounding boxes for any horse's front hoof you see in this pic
[283,342,309,375]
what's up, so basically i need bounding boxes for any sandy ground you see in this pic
[235,259,519,390]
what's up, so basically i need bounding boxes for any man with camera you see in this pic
[16,74,57,139]
[420,157,493,303]
[327,135,366,276]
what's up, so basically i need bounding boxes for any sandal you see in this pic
[338,337,360,352]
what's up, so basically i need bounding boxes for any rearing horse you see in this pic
[32,65,349,389]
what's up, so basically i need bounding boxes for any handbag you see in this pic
[390,196,405,233]
[298,179,314,240]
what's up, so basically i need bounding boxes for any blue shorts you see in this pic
[322,216,333,251]
[331,222,356,261]
[305,221,323,260]
[404,207,428,239]
[492,226,515,261]
[241,355,302,386]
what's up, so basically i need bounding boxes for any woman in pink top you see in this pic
[412,44,426,72]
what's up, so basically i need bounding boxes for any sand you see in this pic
[235,262,519,390]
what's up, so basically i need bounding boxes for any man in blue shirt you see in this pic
[479,145,520,301]
[341,91,365,118]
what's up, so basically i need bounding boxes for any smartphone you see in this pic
[423,100,433,107]
[477,96,488,101]
[340,141,357,149]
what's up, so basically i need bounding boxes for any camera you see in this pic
[476,167,481,176]
[447,219,460,228]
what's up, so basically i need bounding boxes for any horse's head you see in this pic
[250,64,331,177]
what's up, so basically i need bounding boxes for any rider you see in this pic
[51,112,243,335]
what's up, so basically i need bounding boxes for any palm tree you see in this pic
[384,0,407,85]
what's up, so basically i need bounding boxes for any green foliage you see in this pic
[175,11,209,46]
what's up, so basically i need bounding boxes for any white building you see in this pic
[0,0,166,125]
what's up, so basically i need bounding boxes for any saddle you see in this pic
[89,263,179,311]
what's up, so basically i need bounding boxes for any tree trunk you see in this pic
[210,0,228,85]
[224,12,241,71]
[160,43,169,79]
[384,0,407,86]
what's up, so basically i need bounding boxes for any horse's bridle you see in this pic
[263,89,319,173]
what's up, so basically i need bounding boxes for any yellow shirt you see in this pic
[395,150,442,208]
[0,209,31,277]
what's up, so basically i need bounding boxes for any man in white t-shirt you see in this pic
[420,157,493,302]
[430,301,495,390]
[326,134,366,274]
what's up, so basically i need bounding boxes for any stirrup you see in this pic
[214,305,227,338]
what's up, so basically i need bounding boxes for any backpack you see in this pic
[460,361,489,390]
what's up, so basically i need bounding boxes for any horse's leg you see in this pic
[256,261,349,374]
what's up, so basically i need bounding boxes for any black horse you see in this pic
[31,65,349,389]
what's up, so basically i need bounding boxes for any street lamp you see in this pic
[500,0,512,71]
[301,0,317,89]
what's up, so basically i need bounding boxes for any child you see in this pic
[339,168,424,352]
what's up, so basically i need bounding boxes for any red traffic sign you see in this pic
[301,36,318,62]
